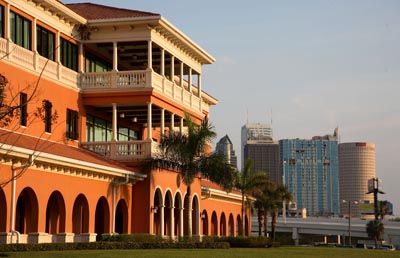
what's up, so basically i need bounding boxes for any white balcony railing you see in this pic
[81,140,160,162]
[0,37,203,114]
[0,38,79,88]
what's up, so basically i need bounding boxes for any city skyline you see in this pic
[63,0,400,215]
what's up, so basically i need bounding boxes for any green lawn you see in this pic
[0,247,399,258]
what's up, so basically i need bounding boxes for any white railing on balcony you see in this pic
[0,38,79,88]
[81,140,160,162]
[80,71,146,89]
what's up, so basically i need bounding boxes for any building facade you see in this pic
[241,123,273,168]
[215,135,238,170]
[339,142,376,217]
[0,0,249,244]
[243,142,280,184]
[279,129,340,216]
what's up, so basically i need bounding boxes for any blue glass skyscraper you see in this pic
[279,128,339,216]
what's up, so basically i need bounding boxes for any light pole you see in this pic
[342,200,358,246]
[282,160,287,224]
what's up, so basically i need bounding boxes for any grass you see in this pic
[0,247,399,258]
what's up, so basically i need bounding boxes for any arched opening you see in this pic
[72,194,89,234]
[15,187,38,234]
[164,191,173,237]
[228,214,235,236]
[236,215,242,236]
[173,193,182,237]
[211,211,218,236]
[0,188,7,232]
[153,188,163,235]
[220,212,226,236]
[115,199,128,234]
[201,210,208,235]
[192,195,199,236]
[45,191,66,234]
[95,197,110,240]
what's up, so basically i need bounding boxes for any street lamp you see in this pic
[342,200,358,246]
[282,160,287,224]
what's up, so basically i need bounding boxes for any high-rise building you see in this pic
[241,124,273,166]
[339,142,376,217]
[241,123,279,183]
[279,128,340,216]
[244,142,280,183]
[216,135,238,169]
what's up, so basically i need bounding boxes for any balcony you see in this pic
[80,70,202,113]
[81,140,161,162]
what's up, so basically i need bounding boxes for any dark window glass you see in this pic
[44,100,52,133]
[66,109,79,140]
[20,92,27,126]
[37,25,55,61]
[60,38,78,71]
[10,11,31,49]
[85,52,111,72]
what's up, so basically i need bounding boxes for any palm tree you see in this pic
[235,159,269,236]
[153,113,235,238]
[378,201,389,220]
[269,184,291,241]
[366,219,384,248]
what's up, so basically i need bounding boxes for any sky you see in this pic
[64,0,400,215]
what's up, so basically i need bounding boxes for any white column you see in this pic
[160,108,165,138]
[180,62,184,88]
[32,18,38,70]
[170,56,175,81]
[169,206,174,239]
[147,40,152,70]
[180,117,184,135]
[113,42,118,71]
[112,103,118,141]
[188,68,192,93]
[170,113,174,135]
[179,208,184,237]
[5,3,10,39]
[198,74,202,97]
[147,102,152,140]
[161,48,165,76]
[56,31,61,63]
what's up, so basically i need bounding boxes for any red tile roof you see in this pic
[65,2,160,20]
[0,129,137,172]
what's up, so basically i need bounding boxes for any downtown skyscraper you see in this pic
[279,128,340,216]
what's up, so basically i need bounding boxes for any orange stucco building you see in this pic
[0,0,250,244]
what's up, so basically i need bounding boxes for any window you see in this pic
[66,109,78,140]
[44,100,52,133]
[0,5,4,38]
[85,52,111,72]
[37,25,55,60]
[86,114,138,142]
[60,38,78,71]
[10,11,31,50]
[20,92,27,126]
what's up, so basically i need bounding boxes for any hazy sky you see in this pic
[64,0,400,215]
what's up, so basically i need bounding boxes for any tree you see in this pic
[235,159,269,236]
[366,219,384,248]
[152,113,235,238]
[378,201,389,220]
[253,181,292,240]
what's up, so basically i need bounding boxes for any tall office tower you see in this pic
[339,142,376,217]
[279,128,340,216]
[241,123,273,166]
[244,142,280,183]
[216,135,238,169]
[241,123,279,183]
